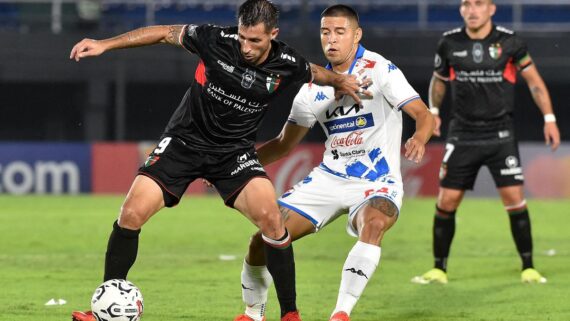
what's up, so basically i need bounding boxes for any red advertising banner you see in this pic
[92,143,139,194]
[90,142,570,198]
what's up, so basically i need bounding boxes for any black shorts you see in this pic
[138,136,269,207]
[439,139,524,190]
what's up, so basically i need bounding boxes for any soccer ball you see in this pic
[91,279,144,321]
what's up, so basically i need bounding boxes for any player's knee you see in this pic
[365,215,389,234]
[437,192,462,211]
[437,198,459,212]
[256,210,283,237]
[119,205,147,229]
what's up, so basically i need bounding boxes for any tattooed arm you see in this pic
[70,25,185,61]
[428,74,447,137]
[520,64,560,151]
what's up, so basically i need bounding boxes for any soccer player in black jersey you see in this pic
[412,0,560,285]
[69,1,368,321]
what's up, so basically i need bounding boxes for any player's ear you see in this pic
[489,3,496,17]
[271,28,279,40]
[354,27,362,44]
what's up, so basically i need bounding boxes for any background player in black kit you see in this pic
[69,1,368,320]
[412,0,561,285]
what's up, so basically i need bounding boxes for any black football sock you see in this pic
[433,206,456,272]
[508,208,533,270]
[104,220,141,281]
[263,229,296,317]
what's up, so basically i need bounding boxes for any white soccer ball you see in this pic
[91,279,144,321]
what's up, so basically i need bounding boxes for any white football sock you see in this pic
[333,241,381,316]
[241,260,273,321]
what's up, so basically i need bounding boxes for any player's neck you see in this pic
[332,44,358,74]
[465,21,493,40]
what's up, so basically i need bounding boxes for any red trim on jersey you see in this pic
[449,67,456,81]
[194,60,207,86]
[503,58,517,84]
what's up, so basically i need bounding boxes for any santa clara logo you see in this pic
[355,116,367,127]
[489,43,502,60]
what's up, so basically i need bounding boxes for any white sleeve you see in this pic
[287,84,317,128]
[374,61,420,110]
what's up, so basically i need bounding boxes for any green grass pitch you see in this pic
[0,195,568,321]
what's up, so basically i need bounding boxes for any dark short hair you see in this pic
[321,4,360,26]
[238,0,279,32]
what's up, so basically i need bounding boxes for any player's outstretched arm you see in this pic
[428,74,447,137]
[309,63,372,104]
[402,99,435,163]
[256,122,310,166]
[70,25,185,62]
[520,64,561,151]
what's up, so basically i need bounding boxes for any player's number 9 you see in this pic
[154,137,172,154]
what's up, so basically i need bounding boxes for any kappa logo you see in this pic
[345,267,369,279]
[280,53,296,62]
[387,63,398,72]
[314,91,329,102]
[241,284,253,291]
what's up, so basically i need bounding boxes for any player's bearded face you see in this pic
[460,0,496,30]
[320,17,360,68]
[238,23,277,65]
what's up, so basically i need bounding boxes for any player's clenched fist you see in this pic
[70,39,106,62]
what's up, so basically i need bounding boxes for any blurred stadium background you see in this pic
[1,0,569,198]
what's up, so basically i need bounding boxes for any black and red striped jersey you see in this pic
[163,24,311,151]
[434,25,531,133]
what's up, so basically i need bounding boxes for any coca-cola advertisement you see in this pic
[330,131,364,148]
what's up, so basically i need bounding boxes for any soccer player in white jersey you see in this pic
[233,4,434,321]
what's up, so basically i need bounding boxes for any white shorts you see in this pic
[277,166,403,237]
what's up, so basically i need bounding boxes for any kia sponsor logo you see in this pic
[326,104,363,119]
[0,161,80,194]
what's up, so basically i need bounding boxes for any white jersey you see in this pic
[288,45,420,183]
